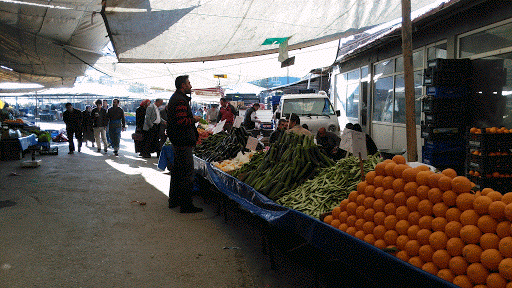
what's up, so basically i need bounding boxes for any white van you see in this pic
[278,92,341,136]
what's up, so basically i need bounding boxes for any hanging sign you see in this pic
[245,136,259,151]
[233,116,244,128]
[339,129,368,160]
[212,119,226,134]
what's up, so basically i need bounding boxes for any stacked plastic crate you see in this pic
[421,58,473,174]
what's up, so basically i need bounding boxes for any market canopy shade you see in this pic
[103,0,433,63]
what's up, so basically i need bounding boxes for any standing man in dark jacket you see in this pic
[166,75,203,213]
[243,103,261,131]
[63,103,83,154]
[92,99,109,153]
[135,99,150,155]
[106,98,126,156]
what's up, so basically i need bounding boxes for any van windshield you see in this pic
[282,98,335,116]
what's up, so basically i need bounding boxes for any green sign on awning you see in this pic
[261,37,289,45]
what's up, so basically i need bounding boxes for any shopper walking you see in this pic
[92,99,108,153]
[106,98,126,156]
[166,75,203,213]
[142,98,165,158]
[217,98,238,131]
[102,100,112,147]
[158,103,168,154]
[82,105,95,148]
[63,103,83,154]
[135,99,150,155]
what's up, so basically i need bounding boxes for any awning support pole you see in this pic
[401,0,418,162]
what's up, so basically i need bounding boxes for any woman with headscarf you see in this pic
[82,105,95,147]
[135,99,150,155]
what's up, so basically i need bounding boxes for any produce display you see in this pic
[235,132,335,200]
[194,127,261,162]
[196,127,212,145]
[278,154,382,218]
[212,151,258,173]
[324,155,512,288]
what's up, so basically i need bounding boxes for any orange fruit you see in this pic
[384,162,397,176]
[383,230,398,245]
[373,211,386,225]
[374,176,385,188]
[447,238,465,257]
[363,197,376,209]
[428,173,443,188]
[417,200,434,216]
[364,234,376,245]
[396,206,410,221]
[481,249,503,271]
[356,206,366,219]
[404,182,419,197]
[433,202,449,218]
[382,189,396,204]
[416,171,433,186]
[396,250,409,262]
[432,217,448,232]
[460,209,480,226]
[374,162,387,176]
[481,233,501,250]
[467,262,490,284]
[438,176,453,191]
[373,225,387,240]
[432,249,451,269]
[392,155,406,165]
[382,176,395,190]
[478,215,498,233]
[406,196,420,212]
[474,196,493,215]
[339,199,349,211]
[463,244,483,263]
[396,234,410,250]
[405,240,421,257]
[364,185,376,197]
[339,211,349,223]
[418,215,434,230]
[437,269,455,282]
[457,193,476,211]
[402,168,420,183]
[338,223,348,232]
[355,218,365,230]
[449,255,469,275]
[346,215,357,227]
[496,221,511,238]
[489,201,507,220]
[499,237,512,258]
[408,256,424,268]
[452,275,473,288]
[356,194,366,206]
[357,181,368,194]
[505,203,512,221]
[384,215,398,230]
[482,188,494,196]
[408,211,421,225]
[407,225,420,240]
[428,188,443,204]
[419,244,434,262]
[365,171,377,185]
[355,230,366,240]
[430,231,448,250]
[346,226,357,236]
[396,220,411,235]
[442,168,458,179]
[461,225,482,244]
[324,215,333,224]
[417,165,431,172]
[446,207,462,222]
[422,262,439,275]
[348,191,359,202]
[486,273,507,288]
[417,185,430,200]
[499,258,512,280]
[452,176,473,194]
[362,221,376,234]
[501,193,512,204]
[415,228,431,244]
[384,203,397,216]
[488,191,504,202]
[374,187,385,199]
[373,199,386,212]
[445,221,463,238]
[470,127,478,134]
[393,164,409,179]
[374,239,386,249]
[331,219,341,228]
[394,193,407,207]
[392,178,405,193]
[346,202,358,215]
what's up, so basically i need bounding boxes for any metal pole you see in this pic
[401,0,418,161]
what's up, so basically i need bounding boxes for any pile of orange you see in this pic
[324,154,512,288]
[470,127,512,134]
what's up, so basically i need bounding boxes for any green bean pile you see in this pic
[277,154,383,218]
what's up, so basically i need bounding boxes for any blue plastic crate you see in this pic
[426,86,470,98]
[422,146,465,167]
[424,139,466,152]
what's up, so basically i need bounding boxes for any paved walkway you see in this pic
[0,123,316,288]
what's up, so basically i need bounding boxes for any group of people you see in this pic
[134,98,168,158]
[63,99,126,156]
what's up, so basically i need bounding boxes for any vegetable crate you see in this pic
[421,96,466,114]
[423,111,468,127]
[421,125,464,140]
[422,146,465,167]
[426,86,470,98]
[467,175,512,192]
[467,133,512,150]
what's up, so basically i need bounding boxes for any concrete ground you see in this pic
[0,123,320,288]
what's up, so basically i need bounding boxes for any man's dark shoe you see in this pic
[97,149,101,153]
[168,200,179,209]
[68,151,74,154]
[180,206,203,213]
[142,153,151,158]
[114,151,118,156]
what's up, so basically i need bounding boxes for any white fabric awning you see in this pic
[104,0,433,63]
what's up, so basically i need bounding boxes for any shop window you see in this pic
[393,72,423,125]
[346,82,360,119]
[375,60,394,76]
[373,76,393,122]
[460,21,512,58]
[395,51,424,73]
[361,66,369,80]
[428,42,447,60]
[335,73,347,112]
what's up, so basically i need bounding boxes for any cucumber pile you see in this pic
[277,154,383,218]
[237,132,335,200]
[194,127,262,162]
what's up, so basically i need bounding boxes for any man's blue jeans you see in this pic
[109,120,122,151]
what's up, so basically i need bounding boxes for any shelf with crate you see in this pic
[467,174,512,192]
